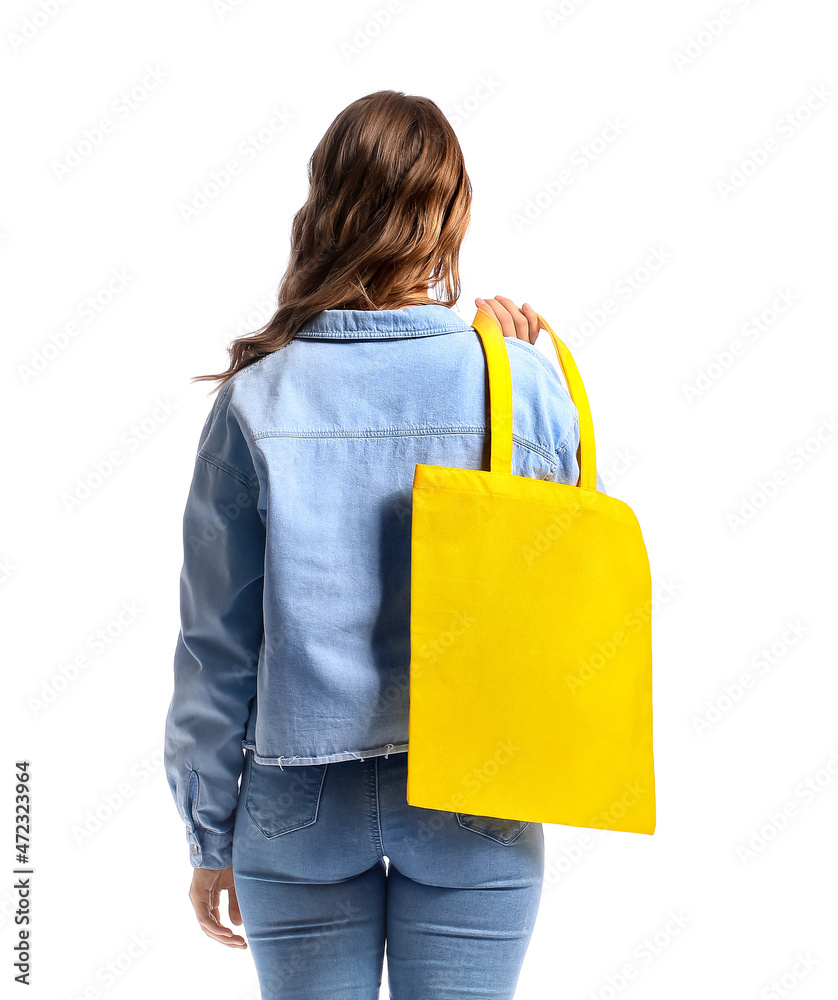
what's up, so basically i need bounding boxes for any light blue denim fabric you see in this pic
[232,749,545,999]
[163,303,605,868]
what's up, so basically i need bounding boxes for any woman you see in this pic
[164,89,599,999]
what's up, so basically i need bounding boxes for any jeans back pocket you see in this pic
[455,812,530,845]
[243,752,328,838]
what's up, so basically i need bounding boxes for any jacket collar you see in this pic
[295,303,474,340]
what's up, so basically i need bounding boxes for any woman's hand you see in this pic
[475,296,543,345]
[188,866,248,949]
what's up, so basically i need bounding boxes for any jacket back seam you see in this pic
[195,452,259,497]
[250,427,559,467]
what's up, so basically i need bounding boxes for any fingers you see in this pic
[492,295,531,343]
[475,297,540,345]
[227,883,244,927]
[521,302,543,345]
[475,296,522,341]
[189,868,248,949]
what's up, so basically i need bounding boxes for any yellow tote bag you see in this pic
[405,307,656,835]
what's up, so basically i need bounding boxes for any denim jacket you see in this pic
[163,303,606,868]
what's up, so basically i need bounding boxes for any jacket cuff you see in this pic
[185,825,234,870]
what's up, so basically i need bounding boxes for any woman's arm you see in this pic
[163,384,266,871]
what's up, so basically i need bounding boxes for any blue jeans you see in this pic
[232,749,545,999]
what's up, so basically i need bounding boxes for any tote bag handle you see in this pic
[472,308,598,492]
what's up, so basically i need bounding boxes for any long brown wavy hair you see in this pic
[195,90,472,393]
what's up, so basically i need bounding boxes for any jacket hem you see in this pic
[240,740,408,766]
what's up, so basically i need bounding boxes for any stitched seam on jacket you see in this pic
[195,453,259,497]
[250,427,558,466]
[189,769,234,837]
[555,418,580,457]
[294,322,472,339]
[252,426,490,440]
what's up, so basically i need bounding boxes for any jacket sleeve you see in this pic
[163,384,265,869]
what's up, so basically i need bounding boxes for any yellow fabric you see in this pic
[406,309,656,835]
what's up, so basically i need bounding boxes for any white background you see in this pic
[2,0,837,997]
